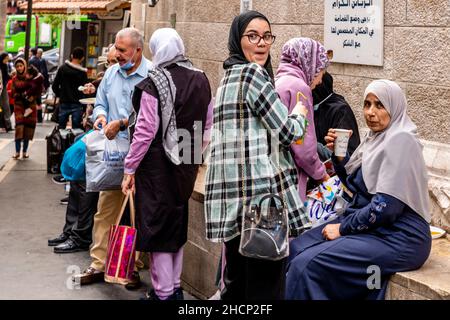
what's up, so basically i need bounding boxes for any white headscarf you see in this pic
[345,80,430,222]
[149,28,185,67]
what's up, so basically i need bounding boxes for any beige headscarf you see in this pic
[345,80,430,222]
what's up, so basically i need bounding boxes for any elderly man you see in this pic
[74,28,152,287]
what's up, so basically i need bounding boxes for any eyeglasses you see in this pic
[242,33,276,45]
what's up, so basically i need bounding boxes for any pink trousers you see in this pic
[150,248,183,300]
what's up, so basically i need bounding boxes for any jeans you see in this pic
[58,103,83,129]
[15,139,29,153]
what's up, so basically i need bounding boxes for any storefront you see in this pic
[22,0,131,80]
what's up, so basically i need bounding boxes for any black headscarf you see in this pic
[312,71,333,104]
[223,10,274,79]
[312,72,361,156]
[0,52,10,86]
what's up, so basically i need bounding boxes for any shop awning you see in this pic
[20,0,131,14]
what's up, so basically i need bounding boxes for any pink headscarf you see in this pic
[280,37,330,85]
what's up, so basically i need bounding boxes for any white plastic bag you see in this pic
[84,130,129,192]
[306,176,351,228]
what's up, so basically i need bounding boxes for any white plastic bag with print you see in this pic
[84,130,129,192]
[306,175,351,228]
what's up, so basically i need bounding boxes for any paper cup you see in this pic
[333,129,351,157]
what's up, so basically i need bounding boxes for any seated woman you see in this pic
[286,79,432,300]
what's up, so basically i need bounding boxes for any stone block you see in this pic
[332,74,373,128]
[386,282,429,300]
[406,0,450,26]
[176,22,230,62]
[384,0,407,26]
[181,239,221,299]
[311,0,325,25]
[394,27,450,87]
[270,24,303,67]
[176,0,240,23]
[302,24,324,44]
[253,0,311,24]
[405,84,450,144]
[342,27,395,80]
[189,59,224,98]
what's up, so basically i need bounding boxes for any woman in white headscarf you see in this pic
[122,28,212,300]
[286,79,432,300]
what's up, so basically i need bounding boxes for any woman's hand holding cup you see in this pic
[325,128,352,162]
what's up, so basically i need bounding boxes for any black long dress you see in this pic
[131,63,211,252]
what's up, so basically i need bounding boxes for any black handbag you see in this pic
[236,69,289,261]
[239,194,289,260]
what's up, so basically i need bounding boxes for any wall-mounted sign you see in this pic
[241,0,252,14]
[324,0,384,66]
[97,9,124,20]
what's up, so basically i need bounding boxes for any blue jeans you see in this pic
[59,103,83,129]
[15,139,29,153]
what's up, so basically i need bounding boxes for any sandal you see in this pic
[12,153,20,160]
[23,153,29,159]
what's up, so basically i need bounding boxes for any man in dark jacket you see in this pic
[52,47,90,129]
[312,72,361,161]
[29,48,49,89]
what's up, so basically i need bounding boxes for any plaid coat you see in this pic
[205,63,312,242]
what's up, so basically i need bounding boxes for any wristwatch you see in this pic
[119,119,126,131]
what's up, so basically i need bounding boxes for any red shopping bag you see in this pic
[104,191,137,285]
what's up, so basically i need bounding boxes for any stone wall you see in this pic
[131,0,450,231]
[131,0,450,144]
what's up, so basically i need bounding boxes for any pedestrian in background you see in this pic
[48,45,118,254]
[275,37,331,202]
[205,11,310,300]
[29,47,50,123]
[10,58,38,159]
[0,52,13,132]
[52,47,90,129]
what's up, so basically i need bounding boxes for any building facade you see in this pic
[130,0,450,232]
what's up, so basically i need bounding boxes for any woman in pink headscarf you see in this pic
[275,37,331,202]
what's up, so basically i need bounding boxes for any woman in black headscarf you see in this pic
[205,11,310,300]
[0,53,12,132]
[312,72,361,160]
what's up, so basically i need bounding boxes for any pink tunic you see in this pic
[275,62,326,202]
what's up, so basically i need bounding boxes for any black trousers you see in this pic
[221,235,287,300]
[62,181,99,247]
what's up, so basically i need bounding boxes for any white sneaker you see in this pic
[208,289,221,300]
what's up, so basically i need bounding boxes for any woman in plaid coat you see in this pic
[205,10,312,300]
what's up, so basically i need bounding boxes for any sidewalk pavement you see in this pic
[0,121,194,300]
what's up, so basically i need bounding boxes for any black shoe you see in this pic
[172,287,184,300]
[54,239,89,253]
[52,175,67,185]
[60,197,69,205]
[141,289,166,301]
[48,233,68,246]
[124,271,142,290]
